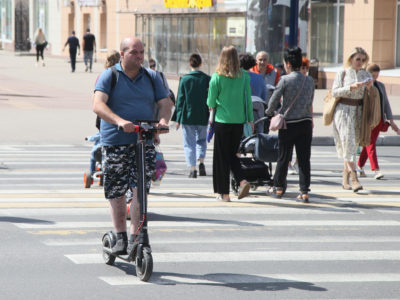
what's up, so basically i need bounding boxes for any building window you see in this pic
[310,0,344,66]
[0,0,13,41]
[34,0,49,37]
[137,14,246,75]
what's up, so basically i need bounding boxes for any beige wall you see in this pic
[343,0,396,69]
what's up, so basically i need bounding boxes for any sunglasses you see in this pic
[150,64,156,68]
[355,57,366,62]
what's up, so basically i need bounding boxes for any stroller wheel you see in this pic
[84,172,92,188]
[250,185,257,191]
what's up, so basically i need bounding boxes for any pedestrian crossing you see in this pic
[1,144,400,297]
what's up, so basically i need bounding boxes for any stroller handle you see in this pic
[254,116,271,127]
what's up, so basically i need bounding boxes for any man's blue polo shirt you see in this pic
[94,63,167,146]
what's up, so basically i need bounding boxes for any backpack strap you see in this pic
[110,65,118,91]
[143,68,157,102]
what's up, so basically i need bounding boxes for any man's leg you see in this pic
[88,51,93,71]
[102,145,130,254]
[70,50,77,72]
[83,51,89,71]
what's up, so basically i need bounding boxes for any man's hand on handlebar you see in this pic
[117,120,138,133]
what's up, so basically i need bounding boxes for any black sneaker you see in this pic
[188,170,197,178]
[127,241,138,258]
[199,163,206,176]
[111,238,127,255]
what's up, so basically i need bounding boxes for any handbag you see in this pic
[322,70,346,126]
[206,109,216,143]
[269,76,307,132]
[322,90,340,126]
[381,121,390,132]
[243,83,252,137]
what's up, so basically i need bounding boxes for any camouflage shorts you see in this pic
[102,144,156,199]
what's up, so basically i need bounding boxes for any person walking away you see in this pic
[34,28,47,67]
[63,30,80,72]
[82,28,96,72]
[357,63,400,179]
[288,56,311,175]
[331,47,379,192]
[265,47,314,202]
[207,46,253,202]
[171,53,211,178]
[92,37,172,255]
[239,53,267,134]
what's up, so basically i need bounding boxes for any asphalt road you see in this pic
[0,51,400,299]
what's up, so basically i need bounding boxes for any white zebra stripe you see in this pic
[65,250,400,264]
[14,220,400,229]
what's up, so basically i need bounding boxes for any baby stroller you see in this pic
[231,117,279,195]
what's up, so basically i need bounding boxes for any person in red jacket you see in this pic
[250,51,281,102]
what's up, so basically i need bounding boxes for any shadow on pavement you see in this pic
[147,272,328,292]
[0,216,53,224]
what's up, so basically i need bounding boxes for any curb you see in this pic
[312,136,400,146]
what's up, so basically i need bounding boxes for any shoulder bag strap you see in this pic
[283,75,307,117]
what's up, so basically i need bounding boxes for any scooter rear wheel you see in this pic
[102,233,116,265]
[135,247,153,281]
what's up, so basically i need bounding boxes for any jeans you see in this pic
[358,119,384,170]
[84,51,93,70]
[182,125,207,167]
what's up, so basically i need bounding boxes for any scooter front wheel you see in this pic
[102,232,116,265]
[135,247,153,281]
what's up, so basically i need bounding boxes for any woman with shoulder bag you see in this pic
[207,46,253,202]
[332,47,378,192]
[265,47,315,202]
[357,63,400,180]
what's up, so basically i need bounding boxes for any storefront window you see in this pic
[34,0,49,37]
[310,0,344,66]
[137,14,245,75]
[0,0,13,41]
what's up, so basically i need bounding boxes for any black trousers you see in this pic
[273,120,313,193]
[36,44,44,61]
[213,122,244,194]
[69,49,77,71]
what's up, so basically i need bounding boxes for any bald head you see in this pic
[119,36,145,73]
[120,37,143,53]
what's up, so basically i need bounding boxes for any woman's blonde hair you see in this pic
[105,50,121,68]
[216,46,241,78]
[345,47,369,68]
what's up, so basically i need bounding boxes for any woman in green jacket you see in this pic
[172,54,211,178]
[207,46,253,202]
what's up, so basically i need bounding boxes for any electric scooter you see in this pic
[101,120,168,282]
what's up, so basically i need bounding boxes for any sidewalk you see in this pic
[0,50,399,146]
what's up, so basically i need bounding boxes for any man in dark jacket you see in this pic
[63,30,80,72]
[82,28,96,72]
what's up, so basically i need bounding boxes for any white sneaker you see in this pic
[357,166,366,177]
[374,171,384,180]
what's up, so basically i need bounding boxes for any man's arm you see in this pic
[82,38,85,53]
[92,91,137,132]
[156,98,172,126]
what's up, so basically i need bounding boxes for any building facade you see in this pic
[1,0,400,91]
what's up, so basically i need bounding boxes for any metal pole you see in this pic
[289,0,299,48]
